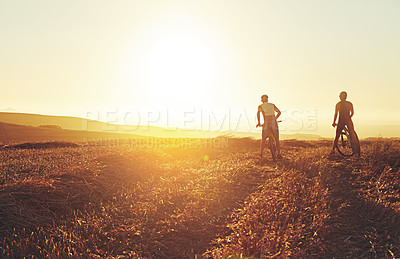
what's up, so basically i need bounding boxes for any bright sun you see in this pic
[145,34,213,103]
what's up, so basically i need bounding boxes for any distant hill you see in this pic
[223,131,326,141]
[0,112,327,140]
[0,112,211,138]
[315,124,400,139]
[0,121,144,145]
[356,125,400,138]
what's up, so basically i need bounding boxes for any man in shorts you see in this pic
[331,91,357,154]
[256,94,282,159]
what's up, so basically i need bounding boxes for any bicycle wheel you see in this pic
[349,130,361,155]
[336,130,354,157]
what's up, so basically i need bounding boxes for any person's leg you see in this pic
[261,128,267,158]
[332,133,340,153]
[332,123,344,153]
[275,133,280,155]
[276,140,282,158]
[347,119,355,134]
[260,139,266,157]
[346,120,360,155]
[272,120,281,157]
[268,134,276,161]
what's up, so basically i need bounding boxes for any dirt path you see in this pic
[159,156,278,257]
[102,150,400,258]
[58,150,400,258]
[157,155,280,258]
[97,151,279,258]
[321,159,400,258]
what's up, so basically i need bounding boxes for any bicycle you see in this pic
[335,125,360,157]
[263,120,282,161]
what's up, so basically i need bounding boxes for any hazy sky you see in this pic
[1,0,399,136]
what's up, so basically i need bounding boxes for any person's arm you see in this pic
[350,102,354,118]
[274,105,281,119]
[332,103,339,127]
[256,106,263,127]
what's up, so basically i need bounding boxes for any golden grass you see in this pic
[0,138,399,258]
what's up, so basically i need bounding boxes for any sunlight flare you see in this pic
[145,34,213,101]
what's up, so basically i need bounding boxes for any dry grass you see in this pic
[1,138,400,258]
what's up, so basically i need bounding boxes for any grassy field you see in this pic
[1,138,400,258]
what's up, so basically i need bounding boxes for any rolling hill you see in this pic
[0,112,326,140]
[0,112,228,138]
[0,121,144,145]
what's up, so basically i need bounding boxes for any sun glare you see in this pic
[145,34,213,103]
[119,11,231,111]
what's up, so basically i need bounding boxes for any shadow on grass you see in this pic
[321,167,400,258]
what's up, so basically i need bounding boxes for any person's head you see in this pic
[339,91,347,101]
[261,94,268,103]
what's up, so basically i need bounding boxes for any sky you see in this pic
[1,0,399,137]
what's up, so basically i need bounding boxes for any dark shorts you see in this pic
[262,119,279,140]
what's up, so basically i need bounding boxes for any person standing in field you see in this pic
[331,91,359,154]
[256,94,282,159]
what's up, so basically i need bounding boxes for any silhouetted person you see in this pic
[331,91,356,154]
[256,94,282,159]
